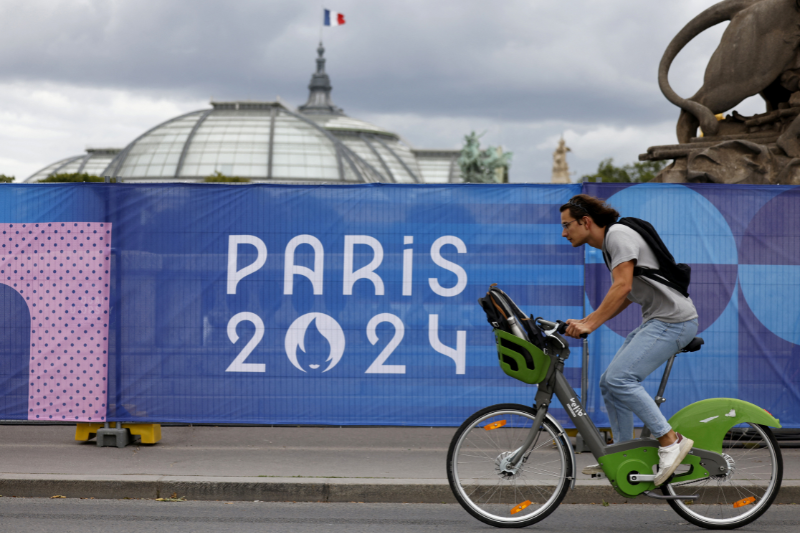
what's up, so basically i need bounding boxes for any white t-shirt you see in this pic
[602,224,698,324]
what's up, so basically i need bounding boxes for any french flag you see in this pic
[324,9,345,26]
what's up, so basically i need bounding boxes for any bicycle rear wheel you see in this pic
[663,423,782,529]
[447,403,571,528]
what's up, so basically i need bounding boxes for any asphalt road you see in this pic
[0,499,798,533]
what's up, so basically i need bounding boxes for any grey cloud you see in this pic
[0,0,730,126]
[0,0,755,182]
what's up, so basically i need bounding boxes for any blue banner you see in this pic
[1,183,798,428]
[583,183,800,430]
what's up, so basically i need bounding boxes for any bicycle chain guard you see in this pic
[598,447,658,498]
[598,446,712,498]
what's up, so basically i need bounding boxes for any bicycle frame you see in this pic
[453,292,785,527]
[504,327,745,500]
[510,358,608,463]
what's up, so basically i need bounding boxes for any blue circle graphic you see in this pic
[740,188,800,345]
[587,184,738,336]
[605,185,737,265]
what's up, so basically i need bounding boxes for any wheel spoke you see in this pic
[448,406,569,526]
[520,468,565,479]
[664,423,781,528]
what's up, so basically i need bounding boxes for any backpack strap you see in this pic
[603,218,691,298]
[630,267,690,298]
[601,222,615,271]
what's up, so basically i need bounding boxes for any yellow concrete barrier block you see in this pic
[75,423,106,441]
[123,423,162,444]
[75,423,162,444]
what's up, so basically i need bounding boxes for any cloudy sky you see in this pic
[0,0,768,183]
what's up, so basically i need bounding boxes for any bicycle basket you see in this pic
[494,329,551,384]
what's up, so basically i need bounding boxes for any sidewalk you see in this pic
[1,425,798,503]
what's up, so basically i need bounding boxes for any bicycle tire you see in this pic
[662,423,782,529]
[447,403,571,528]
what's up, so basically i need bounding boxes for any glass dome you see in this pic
[100,102,460,184]
[100,44,461,184]
[25,44,462,185]
[24,148,121,183]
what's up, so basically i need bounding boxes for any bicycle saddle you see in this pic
[681,337,704,353]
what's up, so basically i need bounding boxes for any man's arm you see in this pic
[565,260,634,338]
[608,296,633,321]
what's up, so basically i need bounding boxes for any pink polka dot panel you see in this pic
[0,222,113,422]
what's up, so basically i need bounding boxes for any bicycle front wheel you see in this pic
[663,423,783,529]
[446,403,571,528]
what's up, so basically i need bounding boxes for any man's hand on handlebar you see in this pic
[564,318,593,339]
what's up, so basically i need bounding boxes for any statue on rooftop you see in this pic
[459,132,512,183]
[551,137,571,184]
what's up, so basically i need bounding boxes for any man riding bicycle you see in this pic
[559,194,698,486]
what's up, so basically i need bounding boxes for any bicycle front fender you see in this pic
[544,412,577,490]
[668,398,781,453]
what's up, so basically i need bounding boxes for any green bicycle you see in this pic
[446,287,782,529]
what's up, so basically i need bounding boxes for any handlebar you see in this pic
[537,318,588,339]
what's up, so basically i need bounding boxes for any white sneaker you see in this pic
[654,433,694,486]
[582,463,604,476]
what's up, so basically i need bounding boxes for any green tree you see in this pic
[0,174,15,183]
[458,132,512,184]
[203,171,250,183]
[37,172,118,183]
[581,158,667,183]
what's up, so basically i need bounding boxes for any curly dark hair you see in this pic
[559,194,619,228]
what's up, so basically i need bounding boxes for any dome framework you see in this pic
[101,101,453,184]
[26,148,121,183]
[26,44,462,185]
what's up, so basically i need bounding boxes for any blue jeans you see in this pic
[599,318,698,443]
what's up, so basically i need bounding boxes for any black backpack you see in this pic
[602,217,691,298]
[478,285,546,349]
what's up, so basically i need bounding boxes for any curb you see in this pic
[2,477,799,504]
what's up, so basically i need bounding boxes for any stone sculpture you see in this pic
[644,0,800,184]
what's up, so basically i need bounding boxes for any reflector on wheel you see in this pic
[733,497,756,508]
[510,500,532,514]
